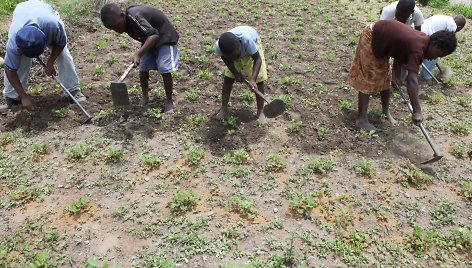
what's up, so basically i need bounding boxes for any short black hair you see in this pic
[218,32,240,55]
[100,3,122,24]
[396,0,415,13]
[429,30,457,55]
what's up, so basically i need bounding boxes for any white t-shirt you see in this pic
[380,1,424,27]
[421,15,457,36]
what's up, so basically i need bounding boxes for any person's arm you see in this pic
[393,59,403,86]
[248,51,262,90]
[133,34,159,66]
[222,57,243,82]
[405,71,422,125]
[5,69,33,109]
[45,45,65,76]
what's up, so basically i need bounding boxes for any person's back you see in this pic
[9,0,59,37]
[125,5,179,49]
[421,15,457,36]
[372,20,428,74]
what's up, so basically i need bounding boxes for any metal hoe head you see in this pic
[421,154,443,164]
[110,82,130,106]
[263,99,285,118]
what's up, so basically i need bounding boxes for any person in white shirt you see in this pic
[380,0,424,31]
[420,15,466,81]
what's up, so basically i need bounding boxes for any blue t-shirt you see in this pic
[4,0,67,71]
[215,26,259,57]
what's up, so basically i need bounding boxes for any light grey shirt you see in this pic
[4,0,67,71]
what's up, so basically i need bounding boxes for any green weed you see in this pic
[197,70,214,79]
[31,141,52,160]
[91,65,104,76]
[51,107,69,118]
[185,88,201,101]
[354,157,375,179]
[65,197,91,214]
[400,161,432,188]
[147,108,164,119]
[180,114,207,130]
[265,153,287,172]
[281,76,299,86]
[289,191,318,219]
[140,153,162,170]
[224,149,252,165]
[66,144,93,161]
[167,189,198,214]
[430,200,456,227]
[287,119,303,133]
[228,195,258,219]
[451,123,471,136]
[103,147,123,163]
[185,146,205,166]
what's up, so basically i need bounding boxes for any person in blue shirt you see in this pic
[214,26,268,122]
[1,0,85,114]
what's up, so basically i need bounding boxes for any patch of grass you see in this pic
[354,157,375,180]
[185,87,201,101]
[8,184,52,207]
[91,65,104,76]
[317,127,330,141]
[167,189,198,214]
[450,123,471,136]
[298,157,335,175]
[228,195,258,219]
[180,114,207,130]
[133,250,175,268]
[339,100,352,110]
[224,149,252,165]
[404,225,437,257]
[185,146,205,166]
[400,161,432,188]
[265,153,287,172]
[102,147,123,163]
[224,116,238,128]
[66,144,93,161]
[289,191,318,219]
[197,70,214,79]
[65,197,90,214]
[280,76,299,86]
[240,88,254,104]
[0,0,21,18]
[85,257,121,268]
[31,141,52,160]
[461,183,472,201]
[106,54,119,66]
[430,200,456,227]
[51,107,69,118]
[428,92,444,104]
[140,153,162,171]
[287,119,303,133]
[147,108,164,119]
[28,85,45,95]
[0,132,16,146]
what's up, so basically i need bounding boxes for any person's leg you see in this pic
[356,91,376,131]
[139,71,150,106]
[161,72,173,113]
[380,89,397,126]
[156,45,178,113]
[420,59,436,81]
[215,76,235,120]
[55,46,86,102]
[3,55,32,101]
[255,81,266,122]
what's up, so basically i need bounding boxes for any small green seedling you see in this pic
[52,107,69,118]
[167,189,198,214]
[66,144,93,161]
[65,197,91,214]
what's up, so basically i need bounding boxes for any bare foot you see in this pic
[355,118,377,131]
[257,112,267,124]
[215,107,229,120]
[385,112,398,126]
[139,96,149,107]
[164,100,174,114]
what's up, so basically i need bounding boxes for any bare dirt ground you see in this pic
[0,0,471,267]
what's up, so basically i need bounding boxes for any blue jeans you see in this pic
[3,45,80,100]
[420,58,438,80]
